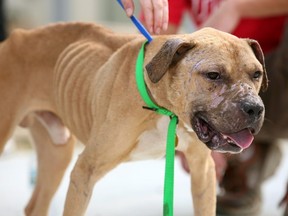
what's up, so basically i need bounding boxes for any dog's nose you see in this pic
[241,101,264,119]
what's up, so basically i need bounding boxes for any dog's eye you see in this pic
[206,72,220,80]
[253,71,262,79]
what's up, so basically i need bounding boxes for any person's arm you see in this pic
[121,0,168,34]
[201,0,288,33]
[236,0,288,17]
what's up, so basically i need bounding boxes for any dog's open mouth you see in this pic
[192,116,254,153]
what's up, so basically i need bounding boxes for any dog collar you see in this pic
[136,41,178,216]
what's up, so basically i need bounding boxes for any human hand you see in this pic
[202,0,288,33]
[121,0,168,34]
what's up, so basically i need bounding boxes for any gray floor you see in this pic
[0,140,288,216]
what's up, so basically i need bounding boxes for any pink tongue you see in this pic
[225,129,254,149]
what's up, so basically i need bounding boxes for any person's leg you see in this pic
[216,141,281,215]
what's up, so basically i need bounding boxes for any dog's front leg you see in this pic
[63,149,97,216]
[184,138,216,216]
[63,133,130,216]
[63,146,113,215]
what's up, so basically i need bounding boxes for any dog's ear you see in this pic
[146,39,195,83]
[246,39,268,92]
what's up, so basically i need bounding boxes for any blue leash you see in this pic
[116,0,153,43]
[117,2,177,215]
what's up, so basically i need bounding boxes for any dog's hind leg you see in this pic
[24,115,75,216]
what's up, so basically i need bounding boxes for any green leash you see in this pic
[136,41,178,216]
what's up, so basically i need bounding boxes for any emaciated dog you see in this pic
[0,22,267,216]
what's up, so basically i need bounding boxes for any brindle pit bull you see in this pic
[0,22,267,216]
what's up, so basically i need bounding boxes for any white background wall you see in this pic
[5,0,141,30]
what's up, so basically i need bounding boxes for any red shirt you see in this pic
[168,0,288,53]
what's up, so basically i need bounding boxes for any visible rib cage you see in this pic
[54,41,98,143]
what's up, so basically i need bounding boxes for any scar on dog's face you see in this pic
[145,30,267,153]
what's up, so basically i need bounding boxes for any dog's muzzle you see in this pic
[191,98,265,154]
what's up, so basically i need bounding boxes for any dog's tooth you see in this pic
[227,139,234,144]
[184,123,194,132]
[212,135,220,144]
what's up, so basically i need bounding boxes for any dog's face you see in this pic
[145,28,267,153]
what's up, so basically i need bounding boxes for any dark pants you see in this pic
[0,0,6,41]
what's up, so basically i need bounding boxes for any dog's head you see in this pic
[144,28,267,153]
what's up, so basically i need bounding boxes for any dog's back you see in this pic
[2,22,135,106]
[0,23,139,143]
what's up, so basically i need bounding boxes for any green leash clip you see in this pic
[136,41,178,216]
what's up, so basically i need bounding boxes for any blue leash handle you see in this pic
[117,0,153,43]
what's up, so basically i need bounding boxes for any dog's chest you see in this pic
[129,116,192,161]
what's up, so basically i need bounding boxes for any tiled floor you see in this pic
[1,140,288,216]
